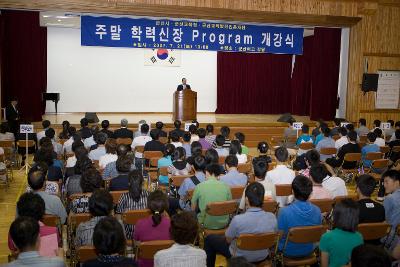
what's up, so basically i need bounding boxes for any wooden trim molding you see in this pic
[0,1,361,27]
[363,53,400,58]
[360,109,400,113]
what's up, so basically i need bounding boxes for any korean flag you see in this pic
[144,49,181,67]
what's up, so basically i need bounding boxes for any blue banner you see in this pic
[81,16,303,55]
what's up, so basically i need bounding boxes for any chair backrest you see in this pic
[159,137,168,144]
[170,175,192,187]
[218,156,226,165]
[70,213,92,228]
[159,166,169,176]
[380,146,391,154]
[42,214,60,227]
[187,189,194,200]
[319,147,337,155]
[206,200,238,216]
[365,152,383,161]
[298,142,314,150]
[137,240,174,260]
[17,140,35,148]
[275,184,292,197]
[332,135,340,141]
[236,232,280,252]
[393,146,400,153]
[78,245,97,262]
[343,153,361,162]
[0,140,14,148]
[110,190,129,205]
[333,195,358,205]
[358,222,391,241]
[310,199,334,213]
[122,209,152,225]
[287,225,327,244]
[262,200,278,213]
[143,151,163,160]
[231,186,246,199]
[268,162,277,171]
[359,135,368,143]
[116,138,132,145]
[149,158,159,167]
[238,163,252,174]
[371,159,389,169]
[135,145,145,153]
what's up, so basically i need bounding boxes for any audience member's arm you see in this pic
[393,243,400,260]
[191,188,199,211]
[224,217,237,244]
[320,252,329,267]
[323,163,335,176]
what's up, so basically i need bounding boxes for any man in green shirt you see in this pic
[191,164,232,229]
[234,132,249,155]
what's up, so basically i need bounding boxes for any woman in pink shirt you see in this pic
[134,190,171,267]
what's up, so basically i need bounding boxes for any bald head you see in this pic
[27,163,48,191]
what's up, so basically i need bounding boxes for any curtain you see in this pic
[309,27,341,121]
[216,52,293,114]
[0,10,47,122]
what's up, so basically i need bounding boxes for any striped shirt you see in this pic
[75,216,106,247]
[116,191,150,239]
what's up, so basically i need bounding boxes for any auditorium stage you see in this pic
[41,112,314,127]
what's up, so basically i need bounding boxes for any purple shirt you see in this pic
[199,138,212,150]
[133,215,171,267]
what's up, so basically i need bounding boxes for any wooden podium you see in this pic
[173,89,197,121]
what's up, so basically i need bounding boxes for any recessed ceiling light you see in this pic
[57,19,62,22]
[43,15,50,18]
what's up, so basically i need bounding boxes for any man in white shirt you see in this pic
[322,163,348,197]
[373,128,386,147]
[266,147,295,206]
[89,132,107,161]
[335,127,349,150]
[36,120,51,144]
[355,118,369,137]
[131,124,152,159]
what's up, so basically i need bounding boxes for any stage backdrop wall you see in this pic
[46,27,217,113]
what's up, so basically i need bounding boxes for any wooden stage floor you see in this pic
[41,113,313,126]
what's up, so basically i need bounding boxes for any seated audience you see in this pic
[168,147,191,176]
[154,212,206,267]
[109,156,134,191]
[186,141,203,166]
[330,118,342,137]
[320,199,363,267]
[189,124,199,143]
[45,128,62,156]
[116,170,149,239]
[316,127,336,161]
[198,128,211,150]
[205,182,277,266]
[240,159,275,210]
[283,118,297,147]
[296,124,313,155]
[212,126,231,149]
[214,135,229,157]
[154,121,167,138]
[169,131,183,148]
[113,118,134,139]
[70,168,102,214]
[252,141,272,164]
[335,127,349,150]
[0,122,15,141]
[33,140,63,182]
[65,154,93,197]
[371,119,381,132]
[79,117,92,139]
[10,193,59,257]
[58,120,70,140]
[326,131,361,169]
[309,164,333,200]
[66,140,85,168]
[99,138,118,169]
[234,132,249,155]
[390,121,400,142]
[320,163,348,198]
[382,170,400,250]
[388,129,400,163]
[178,155,206,210]
[351,244,392,267]
[205,124,216,146]
[100,119,114,138]
[83,217,137,267]
[191,164,232,230]
[133,120,148,138]
[298,149,320,178]
[169,120,185,138]
[134,190,171,267]
[144,129,165,153]
[6,217,64,267]
[356,118,369,137]
[88,132,107,161]
[182,132,192,157]
[220,155,247,187]
[102,144,134,180]
[36,120,51,144]
[131,123,152,167]
[278,175,322,257]
[361,132,380,168]
[75,189,114,247]
[83,125,98,149]
[266,147,295,206]
[27,163,67,224]
[373,128,385,147]
[157,144,175,185]
[230,140,247,164]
